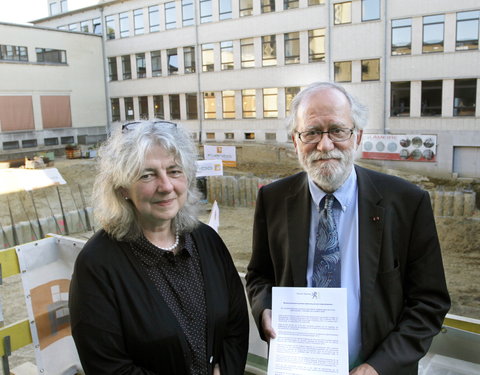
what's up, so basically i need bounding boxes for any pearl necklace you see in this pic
[157,231,179,251]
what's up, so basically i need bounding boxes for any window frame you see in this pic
[422,14,445,54]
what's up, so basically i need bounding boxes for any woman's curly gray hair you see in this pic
[93,120,200,241]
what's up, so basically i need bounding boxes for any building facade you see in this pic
[28,0,480,177]
[0,22,108,160]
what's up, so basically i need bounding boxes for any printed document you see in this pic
[268,287,348,375]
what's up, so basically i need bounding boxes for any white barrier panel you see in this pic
[16,235,85,375]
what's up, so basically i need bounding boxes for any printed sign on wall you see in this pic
[362,134,437,162]
[204,145,237,167]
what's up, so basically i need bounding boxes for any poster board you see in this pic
[361,134,437,162]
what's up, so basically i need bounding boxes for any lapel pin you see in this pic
[372,216,380,222]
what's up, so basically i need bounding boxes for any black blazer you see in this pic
[246,165,450,375]
[70,222,249,375]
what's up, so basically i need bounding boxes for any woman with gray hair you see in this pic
[69,120,249,375]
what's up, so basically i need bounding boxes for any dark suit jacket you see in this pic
[245,165,450,375]
[70,223,249,375]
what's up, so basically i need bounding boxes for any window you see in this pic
[285,32,300,64]
[50,2,59,16]
[60,137,75,146]
[22,139,38,148]
[361,58,380,81]
[204,92,216,119]
[241,38,255,68]
[182,0,194,26]
[284,0,298,10]
[390,82,410,117]
[245,132,255,140]
[169,94,181,119]
[219,0,232,20]
[134,9,144,35]
[456,11,479,51]
[153,95,164,119]
[105,15,116,39]
[167,48,178,75]
[165,2,176,29]
[223,90,236,118]
[186,93,198,119]
[202,44,215,72]
[285,87,300,116]
[0,45,28,61]
[108,57,118,81]
[149,6,160,32]
[151,50,162,76]
[124,97,134,120]
[3,141,20,150]
[263,88,278,118]
[60,0,67,12]
[93,18,102,35]
[69,23,78,32]
[423,15,444,53]
[184,46,196,73]
[391,18,412,55]
[265,133,276,141]
[136,53,146,78]
[309,28,325,62]
[262,0,275,13]
[119,12,129,38]
[334,2,351,25]
[44,137,59,146]
[80,21,89,33]
[139,96,148,119]
[334,61,352,82]
[58,25,68,30]
[308,0,324,5]
[262,35,277,66]
[36,48,66,64]
[206,132,216,140]
[362,0,380,22]
[225,132,234,140]
[421,80,442,116]
[200,0,212,23]
[122,55,132,79]
[454,79,477,116]
[240,0,253,17]
[221,41,234,70]
[111,98,120,122]
[242,89,256,118]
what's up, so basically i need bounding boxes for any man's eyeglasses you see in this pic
[296,128,354,144]
[121,120,177,132]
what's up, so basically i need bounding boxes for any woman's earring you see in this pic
[124,197,129,200]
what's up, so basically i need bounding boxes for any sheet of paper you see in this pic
[268,287,348,375]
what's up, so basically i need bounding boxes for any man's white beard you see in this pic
[298,147,355,192]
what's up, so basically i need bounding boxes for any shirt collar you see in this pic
[307,167,357,212]
[131,233,193,267]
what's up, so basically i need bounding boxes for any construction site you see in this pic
[0,144,479,374]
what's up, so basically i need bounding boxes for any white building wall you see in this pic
[0,22,108,157]
[27,0,480,177]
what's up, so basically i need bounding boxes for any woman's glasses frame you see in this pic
[121,120,177,132]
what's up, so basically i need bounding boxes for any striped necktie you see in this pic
[312,194,341,288]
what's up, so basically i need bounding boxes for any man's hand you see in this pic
[261,309,276,342]
[349,363,379,375]
[213,364,220,375]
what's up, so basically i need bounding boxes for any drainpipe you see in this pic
[327,0,332,81]
[194,3,203,144]
[100,6,112,135]
[382,0,388,134]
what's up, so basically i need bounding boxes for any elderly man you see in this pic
[245,82,450,375]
